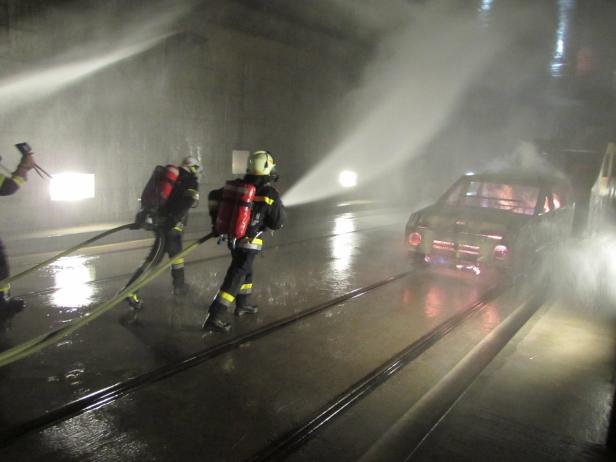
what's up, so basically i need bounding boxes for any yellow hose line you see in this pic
[0,233,213,368]
[0,223,135,288]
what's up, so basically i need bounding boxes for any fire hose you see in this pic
[0,223,135,288]
[0,231,214,368]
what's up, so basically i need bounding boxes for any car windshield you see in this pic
[444,180,539,215]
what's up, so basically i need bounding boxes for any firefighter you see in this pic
[202,150,286,333]
[0,151,35,311]
[127,156,201,310]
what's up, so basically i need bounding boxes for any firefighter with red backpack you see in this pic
[126,156,202,310]
[202,150,286,333]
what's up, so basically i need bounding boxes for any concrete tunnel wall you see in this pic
[0,0,367,235]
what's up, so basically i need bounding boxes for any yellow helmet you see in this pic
[246,150,276,176]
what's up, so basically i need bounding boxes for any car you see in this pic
[405,171,574,275]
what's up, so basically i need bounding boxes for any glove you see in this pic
[134,209,158,231]
[168,221,184,235]
[162,215,183,231]
[14,153,35,178]
[18,153,35,171]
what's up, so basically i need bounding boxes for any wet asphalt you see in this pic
[0,205,609,461]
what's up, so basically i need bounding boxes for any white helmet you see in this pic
[247,150,276,176]
[181,156,202,176]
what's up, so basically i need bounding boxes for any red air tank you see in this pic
[160,165,180,205]
[215,180,256,239]
[140,164,179,211]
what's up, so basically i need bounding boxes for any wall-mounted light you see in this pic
[50,173,95,201]
[338,170,357,188]
[232,150,250,174]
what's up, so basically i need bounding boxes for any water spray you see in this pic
[282,3,534,208]
[0,34,173,113]
[0,1,193,114]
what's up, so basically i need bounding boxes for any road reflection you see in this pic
[329,214,357,279]
[50,255,97,309]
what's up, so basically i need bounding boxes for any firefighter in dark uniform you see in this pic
[127,156,201,309]
[203,150,286,333]
[0,151,35,311]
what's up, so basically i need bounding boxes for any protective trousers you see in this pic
[166,227,185,288]
[210,248,256,316]
[126,226,185,304]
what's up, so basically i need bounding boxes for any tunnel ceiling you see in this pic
[230,0,409,43]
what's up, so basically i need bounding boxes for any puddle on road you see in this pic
[329,214,358,290]
[49,255,99,309]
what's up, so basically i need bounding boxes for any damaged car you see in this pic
[406,172,574,275]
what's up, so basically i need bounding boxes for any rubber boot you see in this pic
[234,295,258,317]
[202,304,231,333]
[0,292,25,312]
[172,267,189,296]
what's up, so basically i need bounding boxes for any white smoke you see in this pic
[485,141,566,177]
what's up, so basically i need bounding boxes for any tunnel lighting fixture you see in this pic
[465,171,475,176]
[338,170,357,188]
[50,172,95,201]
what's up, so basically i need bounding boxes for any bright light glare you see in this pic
[51,255,96,308]
[50,173,95,201]
[330,214,356,278]
[338,170,358,188]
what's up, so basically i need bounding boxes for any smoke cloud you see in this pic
[485,141,566,178]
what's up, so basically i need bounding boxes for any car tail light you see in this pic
[493,244,508,260]
[408,232,422,246]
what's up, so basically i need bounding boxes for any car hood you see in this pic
[415,204,531,237]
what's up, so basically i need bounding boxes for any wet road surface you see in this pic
[0,205,603,461]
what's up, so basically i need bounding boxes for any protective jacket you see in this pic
[1,167,28,291]
[208,175,285,251]
[0,169,26,196]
